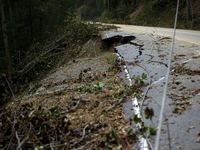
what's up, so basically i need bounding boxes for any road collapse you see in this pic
[102,29,200,150]
[102,31,150,150]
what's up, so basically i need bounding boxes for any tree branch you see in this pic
[72,124,89,147]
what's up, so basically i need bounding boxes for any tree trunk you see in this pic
[14,0,22,46]
[0,0,12,84]
[9,0,17,50]
[186,0,190,25]
[29,0,33,41]
[14,0,20,22]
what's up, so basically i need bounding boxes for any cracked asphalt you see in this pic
[103,30,200,150]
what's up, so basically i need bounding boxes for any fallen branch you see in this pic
[72,98,90,102]
[18,45,60,75]
[71,124,89,147]
[54,100,81,115]
[16,85,84,102]
[16,132,21,150]
[16,134,29,150]
[76,141,92,150]
[107,96,126,110]
[150,60,168,67]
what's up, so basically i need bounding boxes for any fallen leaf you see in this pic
[178,54,186,56]
[173,108,182,115]
[156,66,161,68]
[188,94,193,98]
[176,145,182,149]
[189,126,195,129]
[170,137,177,142]
[158,55,166,57]
[196,137,200,143]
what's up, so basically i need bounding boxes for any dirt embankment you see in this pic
[0,35,140,149]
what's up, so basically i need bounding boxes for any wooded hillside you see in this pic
[0,0,100,103]
[79,0,200,30]
[1,0,199,103]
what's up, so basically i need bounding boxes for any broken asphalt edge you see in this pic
[115,51,149,150]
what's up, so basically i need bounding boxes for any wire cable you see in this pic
[154,0,179,149]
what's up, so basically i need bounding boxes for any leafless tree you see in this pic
[0,0,12,84]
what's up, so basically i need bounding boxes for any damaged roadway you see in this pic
[102,30,200,149]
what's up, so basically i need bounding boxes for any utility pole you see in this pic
[186,0,190,24]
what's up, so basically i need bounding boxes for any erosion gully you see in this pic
[102,30,200,150]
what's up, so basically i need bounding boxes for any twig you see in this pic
[71,124,89,147]
[72,98,90,102]
[150,60,168,67]
[16,85,83,102]
[72,100,81,111]
[50,143,54,150]
[80,124,89,141]
[16,134,29,150]
[76,141,92,150]
[55,100,81,115]
[107,96,125,110]
[16,132,21,150]
[16,123,31,150]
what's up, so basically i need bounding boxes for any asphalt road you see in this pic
[102,30,200,150]
[113,24,200,45]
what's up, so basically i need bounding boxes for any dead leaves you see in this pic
[168,88,200,115]
[0,58,136,149]
[196,133,200,143]
[171,64,200,76]
[158,55,166,57]
[172,102,191,115]
[176,145,182,149]
[196,137,200,143]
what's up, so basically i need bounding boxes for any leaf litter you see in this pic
[0,53,140,149]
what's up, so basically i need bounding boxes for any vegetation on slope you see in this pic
[79,0,200,30]
[132,0,200,30]
[0,52,148,149]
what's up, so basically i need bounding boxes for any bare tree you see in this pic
[9,0,17,49]
[0,0,12,84]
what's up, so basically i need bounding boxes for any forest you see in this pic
[0,0,99,101]
[1,0,199,94]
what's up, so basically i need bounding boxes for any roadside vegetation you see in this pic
[0,51,151,149]
[79,0,200,30]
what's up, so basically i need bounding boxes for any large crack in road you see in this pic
[102,30,200,150]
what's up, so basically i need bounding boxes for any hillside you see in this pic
[79,0,200,30]
[0,0,199,149]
